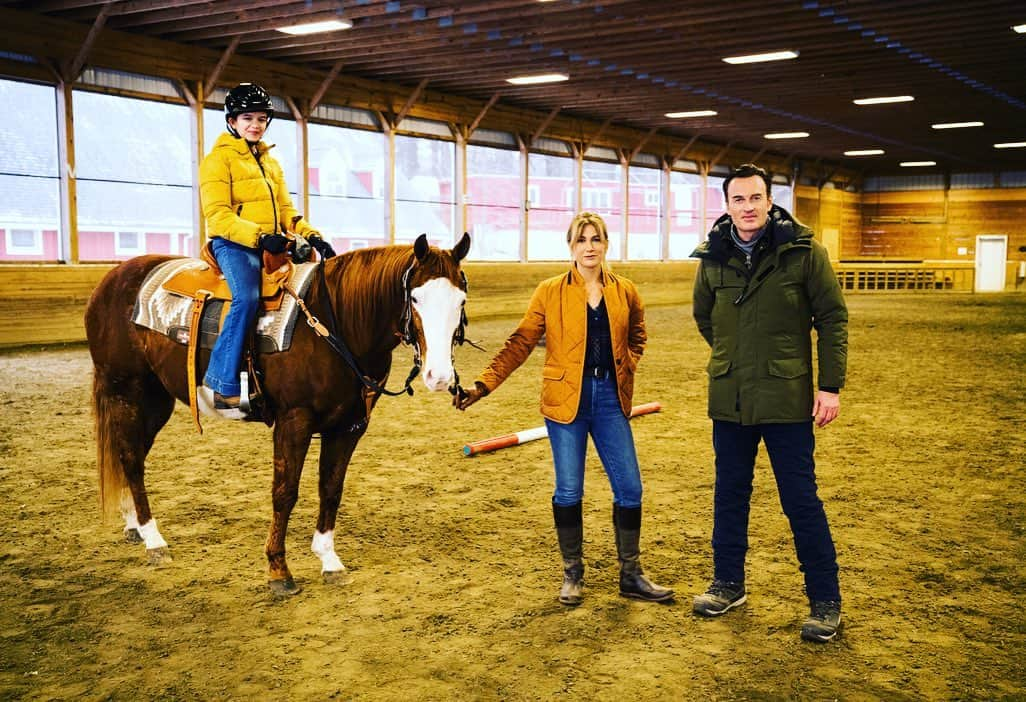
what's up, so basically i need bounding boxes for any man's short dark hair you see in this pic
[723,163,772,199]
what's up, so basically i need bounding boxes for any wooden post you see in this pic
[55,79,78,263]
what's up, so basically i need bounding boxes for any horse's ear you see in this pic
[452,232,471,263]
[414,233,429,262]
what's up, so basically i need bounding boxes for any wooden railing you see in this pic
[834,261,975,292]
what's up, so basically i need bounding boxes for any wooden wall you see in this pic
[0,261,698,350]
[794,185,862,259]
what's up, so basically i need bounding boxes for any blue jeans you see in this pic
[711,420,840,602]
[203,237,261,397]
[545,376,643,509]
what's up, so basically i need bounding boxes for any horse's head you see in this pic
[404,232,471,392]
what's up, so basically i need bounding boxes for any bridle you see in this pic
[286,256,472,398]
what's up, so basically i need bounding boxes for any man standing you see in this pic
[690,163,848,643]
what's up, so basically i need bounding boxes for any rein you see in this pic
[284,256,470,398]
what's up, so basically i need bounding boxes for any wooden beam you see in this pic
[203,34,241,97]
[749,146,768,164]
[393,77,429,128]
[530,106,561,145]
[467,90,501,136]
[629,126,659,161]
[583,117,613,151]
[673,133,702,164]
[284,95,303,122]
[709,141,736,169]
[177,79,196,107]
[65,0,115,81]
[308,59,344,114]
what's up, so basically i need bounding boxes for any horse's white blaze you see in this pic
[137,518,168,550]
[311,529,345,573]
[411,277,466,392]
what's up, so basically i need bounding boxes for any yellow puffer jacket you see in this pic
[199,132,320,249]
[476,264,646,423]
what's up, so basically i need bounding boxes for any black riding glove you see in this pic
[290,234,312,263]
[309,235,337,259]
[259,233,290,254]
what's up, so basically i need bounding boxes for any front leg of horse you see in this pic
[312,426,366,585]
[266,415,314,596]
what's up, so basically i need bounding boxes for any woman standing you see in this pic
[198,82,331,416]
[455,212,673,605]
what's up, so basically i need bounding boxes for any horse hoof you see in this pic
[146,547,172,565]
[124,528,143,544]
[322,568,352,586]
[268,578,303,597]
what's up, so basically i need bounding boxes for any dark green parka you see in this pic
[691,205,848,425]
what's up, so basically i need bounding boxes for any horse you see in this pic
[85,232,471,595]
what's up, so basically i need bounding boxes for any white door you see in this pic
[975,235,1007,292]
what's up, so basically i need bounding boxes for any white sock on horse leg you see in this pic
[137,518,169,550]
[121,499,140,533]
[311,530,345,573]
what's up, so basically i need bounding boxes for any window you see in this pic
[628,166,661,260]
[528,152,576,260]
[466,144,521,260]
[0,79,60,261]
[581,160,623,260]
[395,135,456,247]
[669,171,702,259]
[114,231,144,256]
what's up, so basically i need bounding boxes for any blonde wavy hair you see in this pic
[566,211,609,244]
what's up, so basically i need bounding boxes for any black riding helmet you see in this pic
[224,83,274,138]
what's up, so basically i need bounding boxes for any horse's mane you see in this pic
[321,242,459,352]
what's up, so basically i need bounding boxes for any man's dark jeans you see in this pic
[711,419,840,602]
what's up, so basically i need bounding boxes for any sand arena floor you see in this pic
[1,292,1024,700]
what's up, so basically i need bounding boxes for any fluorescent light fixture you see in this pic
[1013,24,1026,33]
[844,149,885,156]
[994,142,1026,149]
[276,19,352,35]
[853,95,914,105]
[900,161,937,167]
[665,110,718,118]
[764,131,809,139]
[722,50,799,65]
[506,73,569,85]
[932,121,984,129]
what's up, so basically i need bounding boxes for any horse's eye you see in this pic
[411,296,419,305]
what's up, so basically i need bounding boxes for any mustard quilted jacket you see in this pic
[199,132,319,249]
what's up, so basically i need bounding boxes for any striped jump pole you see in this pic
[461,401,663,457]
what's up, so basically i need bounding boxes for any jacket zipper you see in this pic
[251,147,279,235]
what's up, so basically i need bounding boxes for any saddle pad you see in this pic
[131,258,320,353]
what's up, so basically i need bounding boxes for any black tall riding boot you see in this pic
[553,502,584,606]
[613,504,674,602]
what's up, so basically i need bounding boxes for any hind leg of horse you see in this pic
[266,412,314,595]
[97,371,176,564]
[311,427,366,584]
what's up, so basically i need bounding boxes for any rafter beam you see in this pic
[709,141,736,169]
[467,90,501,136]
[629,126,659,161]
[308,59,344,114]
[673,134,702,163]
[203,34,241,97]
[583,117,613,152]
[177,79,196,108]
[65,0,115,81]
[393,77,429,128]
[530,106,561,145]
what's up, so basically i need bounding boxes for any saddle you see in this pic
[131,245,321,434]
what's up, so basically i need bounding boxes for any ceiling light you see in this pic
[722,50,799,64]
[665,110,718,118]
[276,19,352,35]
[506,73,569,85]
[845,149,885,156]
[932,121,984,129]
[994,142,1026,149]
[764,132,809,139]
[853,95,914,105]
[1013,24,1026,33]
[900,161,937,167]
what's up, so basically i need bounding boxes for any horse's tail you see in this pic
[93,372,128,521]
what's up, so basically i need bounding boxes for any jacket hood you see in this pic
[692,204,812,259]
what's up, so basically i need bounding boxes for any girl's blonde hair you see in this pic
[566,211,609,244]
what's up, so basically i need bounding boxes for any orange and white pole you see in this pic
[462,402,662,457]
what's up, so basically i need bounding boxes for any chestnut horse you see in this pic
[85,233,471,595]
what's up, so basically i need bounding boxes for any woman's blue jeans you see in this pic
[545,375,643,509]
[711,419,840,602]
[203,237,261,397]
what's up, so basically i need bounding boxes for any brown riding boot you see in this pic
[553,502,584,606]
[613,504,674,602]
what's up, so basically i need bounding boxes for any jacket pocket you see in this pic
[541,365,567,408]
[767,358,809,379]
[707,357,732,378]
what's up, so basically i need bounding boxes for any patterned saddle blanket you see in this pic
[131,257,320,353]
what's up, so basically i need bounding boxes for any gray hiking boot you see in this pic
[801,600,842,642]
[692,579,747,616]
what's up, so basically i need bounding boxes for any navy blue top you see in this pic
[584,297,614,373]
